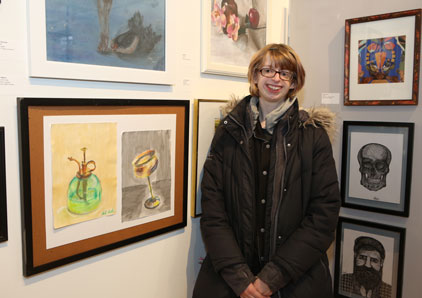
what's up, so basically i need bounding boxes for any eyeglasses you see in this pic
[259,68,295,81]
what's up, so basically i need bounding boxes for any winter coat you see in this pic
[193,95,341,298]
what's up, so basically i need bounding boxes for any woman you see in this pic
[193,43,341,298]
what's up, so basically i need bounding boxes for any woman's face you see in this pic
[253,56,295,104]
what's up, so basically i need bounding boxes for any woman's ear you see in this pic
[253,71,258,84]
[289,82,296,90]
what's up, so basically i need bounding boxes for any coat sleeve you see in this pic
[200,132,255,296]
[258,127,341,292]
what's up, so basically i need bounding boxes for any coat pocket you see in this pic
[192,255,236,298]
[277,256,333,298]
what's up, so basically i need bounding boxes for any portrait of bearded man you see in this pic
[340,236,392,298]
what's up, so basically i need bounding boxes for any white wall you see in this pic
[0,0,292,296]
[0,0,250,297]
[0,0,420,298]
[289,1,422,298]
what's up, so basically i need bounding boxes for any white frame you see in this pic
[27,0,177,85]
[201,0,289,77]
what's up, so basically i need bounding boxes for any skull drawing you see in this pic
[357,143,392,191]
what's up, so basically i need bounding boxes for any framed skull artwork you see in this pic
[341,121,414,217]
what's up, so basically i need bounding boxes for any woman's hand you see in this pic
[240,283,271,298]
[253,278,272,296]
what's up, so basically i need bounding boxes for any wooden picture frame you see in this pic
[344,9,421,105]
[0,127,7,243]
[341,121,414,217]
[18,97,189,276]
[334,217,405,298]
[191,99,228,217]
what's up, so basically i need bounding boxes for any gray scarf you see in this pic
[250,96,296,134]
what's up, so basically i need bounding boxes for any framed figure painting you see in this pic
[334,217,405,298]
[344,9,421,105]
[28,0,178,84]
[0,127,7,243]
[341,121,414,217]
[18,98,189,276]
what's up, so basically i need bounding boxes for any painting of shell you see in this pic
[46,0,165,70]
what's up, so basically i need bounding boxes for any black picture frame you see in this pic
[0,127,7,243]
[18,97,189,276]
[334,217,405,298]
[341,121,414,217]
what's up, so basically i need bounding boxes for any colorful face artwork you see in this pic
[358,36,406,84]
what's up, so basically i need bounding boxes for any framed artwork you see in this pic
[191,99,228,217]
[201,0,288,77]
[334,217,405,298]
[0,127,7,243]
[28,0,178,84]
[341,121,414,217]
[18,97,189,276]
[344,9,421,105]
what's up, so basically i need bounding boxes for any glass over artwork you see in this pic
[358,36,406,84]
[67,147,102,215]
[121,130,172,222]
[18,98,189,276]
[334,217,406,298]
[132,149,160,209]
[51,122,117,229]
[45,0,165,71]
[341,121,414,217]
[202,0,268,76]
[344,9,421,105]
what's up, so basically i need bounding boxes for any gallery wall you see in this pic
[0,0,420,298]
[0,0,290,297]
[289,1,422,298]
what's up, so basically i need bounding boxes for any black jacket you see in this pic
[193,96,340,298]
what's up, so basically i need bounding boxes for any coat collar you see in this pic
[227,95,300,136]
[223,95,337,140]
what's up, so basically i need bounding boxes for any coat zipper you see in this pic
[270,118,291,256]
[272,119,291,298]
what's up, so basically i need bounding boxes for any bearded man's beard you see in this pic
[354,264,382,290]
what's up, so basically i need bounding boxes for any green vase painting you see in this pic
[67,147,102,214]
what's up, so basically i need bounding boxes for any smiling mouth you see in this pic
[267,84,281,91]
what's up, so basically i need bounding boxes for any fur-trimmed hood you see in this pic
[220,96,337,141]
[299,107,337,142]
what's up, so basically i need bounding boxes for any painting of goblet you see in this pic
[132,149,160,209]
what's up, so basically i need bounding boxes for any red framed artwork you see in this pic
[344,9,421,105]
